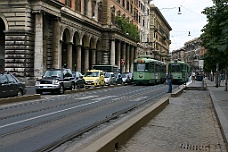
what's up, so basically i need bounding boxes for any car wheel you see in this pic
[76,83,80,89]
[36,90,42,95]
[71,83,75,90]
[59,85,64,94]
[18,89,23,96]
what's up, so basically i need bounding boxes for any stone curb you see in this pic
[0,94,41,105]
[171,86,185,97]
[208,87,228,147]
[79,96,169,152]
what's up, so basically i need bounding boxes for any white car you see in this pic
[104,72,116,85]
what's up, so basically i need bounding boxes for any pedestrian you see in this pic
[167,70,173,93]
[192,72,195,82]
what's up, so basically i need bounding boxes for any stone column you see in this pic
[126,44,130,72]
[52,18,61,69]
[122,43,126,73]
[134,47,138,59]
[117,41,121,69]
[84,47,89,73]
[67,42,72,70]
[91,49,96,67]
[110,39,115,66]
[34,13,43,78]
[130,46,134,72]
[59,41,63,69]
[76,45,82,72]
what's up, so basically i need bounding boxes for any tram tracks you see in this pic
[34,85,169,152]
[0,84,172,152]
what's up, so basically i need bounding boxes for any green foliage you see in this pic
[115,16,140,42]
[200,0,228,72]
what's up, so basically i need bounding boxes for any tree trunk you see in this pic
[225,68,227,91]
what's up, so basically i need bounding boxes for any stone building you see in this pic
[172,37,207,72]
[0,0,171,85]
[149,4,172,62]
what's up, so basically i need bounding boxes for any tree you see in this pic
[115,16,140,42]
[200,0,228,89]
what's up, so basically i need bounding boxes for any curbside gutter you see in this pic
[208,89,228,145]
[0,94,41,105]
[171,86,185,97]
[79,97,169,152]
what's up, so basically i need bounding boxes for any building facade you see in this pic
[0,0,171,85]
[149,4,172,62]
[172,37,207,72]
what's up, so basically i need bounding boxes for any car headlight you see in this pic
[95,79,98,83]
[53,80,60,84]
[35,81,40,85]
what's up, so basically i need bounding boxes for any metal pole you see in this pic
[216,63,219,88]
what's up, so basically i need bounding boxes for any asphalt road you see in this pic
[0,84,177,152]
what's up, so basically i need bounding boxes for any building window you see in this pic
[92,0,96,17]
[122,0,125,8]
[111,6,115,24]
[98,2,102,23]
[75,0,81,12]
[65,0,72,7]
[84,0,88,15]
[117,10,120,16]
[127,1,130,11]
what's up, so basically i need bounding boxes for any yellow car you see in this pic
[84,70,105,87]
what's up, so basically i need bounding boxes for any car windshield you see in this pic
[85,72,99,77]
[121,74,127,78]
[104,73,111,78]
[44,70,62,77]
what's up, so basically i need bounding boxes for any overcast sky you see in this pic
[150,0,213,51]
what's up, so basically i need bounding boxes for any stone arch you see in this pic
[0,13,8,31]
[82,33,89,47]
[61,28,71,68]
[73,31,81,45]
[81,33,90,73]
[89,36,97,69]
[61,27,71,43]
[0,15,6,72]
[72,31,81,71]
[96,38,102,65]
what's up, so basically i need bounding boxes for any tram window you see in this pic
[171,65,175,72]
[176,65,180,71]
[145,63,149,71]
[151,63,154,72]
[137,64,145,71]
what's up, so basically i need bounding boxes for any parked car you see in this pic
[104,72,116,86]
[115,73,123,84]
[0,73,27,98]
[121,73,132,84]
[127,72,133,84]
[84,69,105,88]
[72,71,85,89]
[35,68,74,94]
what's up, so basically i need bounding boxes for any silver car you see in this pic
[35,69,74,94]
[104,72,116,86]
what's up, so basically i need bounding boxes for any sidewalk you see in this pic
[118,80,228,152]
[206,79,228,145]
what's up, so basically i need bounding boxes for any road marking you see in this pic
[92,96,116,101]
[76,95,98,100]
[129,96,148,102]
[0,100,100,129]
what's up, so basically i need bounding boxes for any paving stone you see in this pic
[118,90,227,152]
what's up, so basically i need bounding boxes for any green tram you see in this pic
[168,60,190,84]
[133,55,166,85]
